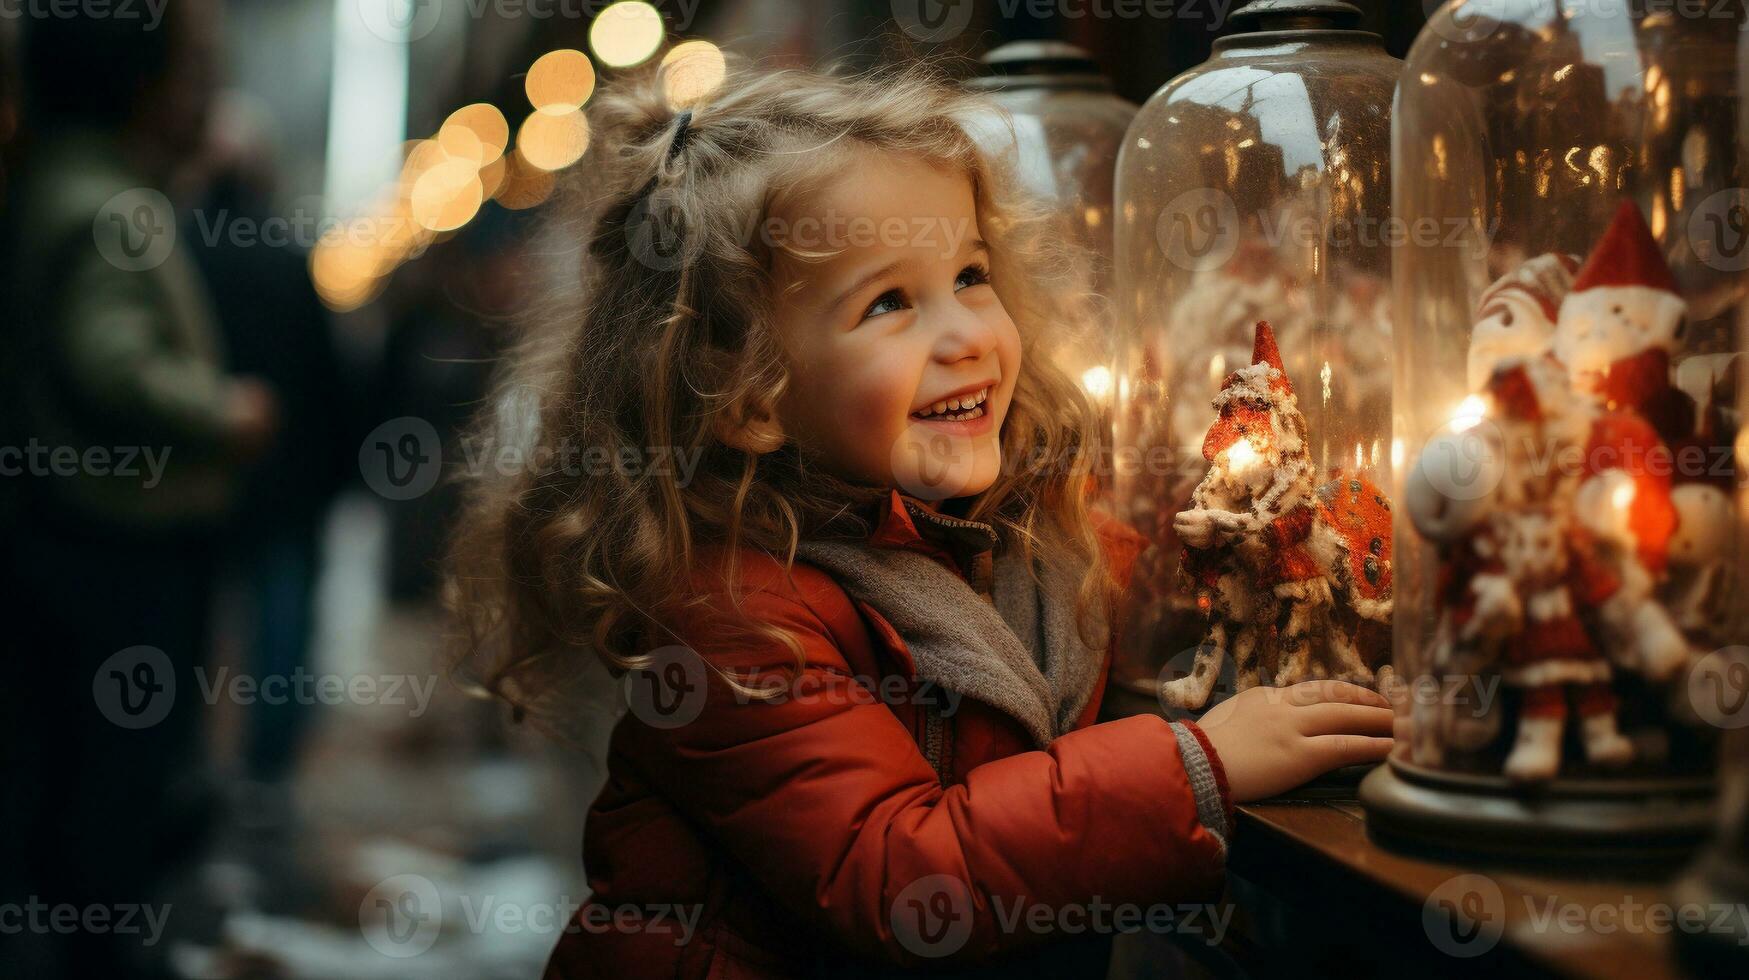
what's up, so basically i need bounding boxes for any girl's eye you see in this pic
[862,290,905,321]
[955,263,991,291]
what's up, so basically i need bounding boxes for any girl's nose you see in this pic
[929,298,999,364]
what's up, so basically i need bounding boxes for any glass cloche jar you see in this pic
[1108,0,1401,713]
[1361,0,1744,862]
[964,41,1138,424]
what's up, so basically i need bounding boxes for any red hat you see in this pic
[1251,320,1291,396]
[1217,320,1294,397]
[1571,200,1678,295]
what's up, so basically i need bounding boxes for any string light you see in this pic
[661,40,725,110]
[411,157,484,232]
[526,49,597,115]
[496,148,557,210]
[518,109,591,172]
[439,103,509,165]
[590,1,665,68]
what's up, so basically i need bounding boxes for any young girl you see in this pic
[447,61,1393,978]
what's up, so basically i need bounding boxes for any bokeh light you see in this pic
[411,157,485,232]
[526,49,597,115]
[439,103,509,165]
[661,40,725,110]
[477,154,509,199]
[589,2,665,69]
[517,109,591,171]
[496,149,558,210]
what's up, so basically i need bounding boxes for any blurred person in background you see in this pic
[0,4,278,976]
[377,209,525,603]
[183,92,353,824]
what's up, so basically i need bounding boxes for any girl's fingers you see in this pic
[1282,679,1391,709]
[1296,703,1395,738]
[1310,733,1394,769]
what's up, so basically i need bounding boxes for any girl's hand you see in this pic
[1195,680,1393,802]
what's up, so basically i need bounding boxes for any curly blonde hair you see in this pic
[445,58,1116,722]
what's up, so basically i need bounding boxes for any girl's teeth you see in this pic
[915,386,991,419]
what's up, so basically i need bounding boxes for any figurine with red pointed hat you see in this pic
[1401,201,1704,782]
[1162,320,1393,710]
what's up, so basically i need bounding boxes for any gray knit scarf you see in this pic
[794,510,1105,748]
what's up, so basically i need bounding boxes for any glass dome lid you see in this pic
[1107,0,1401,715]
[1362,0,1744,864]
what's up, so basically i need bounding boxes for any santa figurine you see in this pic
[1553,202,1694,682]
[1441,363,1638,782]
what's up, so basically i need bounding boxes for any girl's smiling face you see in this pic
[766,153,1021,500]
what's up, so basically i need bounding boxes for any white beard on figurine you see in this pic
[1551,200,1687,399]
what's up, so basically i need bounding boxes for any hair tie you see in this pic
[667,110,694,162]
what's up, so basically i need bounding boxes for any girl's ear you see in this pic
[714,399,786,454]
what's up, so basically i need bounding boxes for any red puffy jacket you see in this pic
[545,491,1234,978]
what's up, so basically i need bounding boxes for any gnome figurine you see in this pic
[1163,321,1392,711]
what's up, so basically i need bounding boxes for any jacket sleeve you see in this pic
[54,247,236,447]
[618,584,1230,966]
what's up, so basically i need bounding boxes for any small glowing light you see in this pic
[311,233,386,313]
[1237,138,1255,149]
[1226,439,1260,471]
[526,49,597,115]
[1391,437,1405,470]
[1450,395,1488,432]
[477,154,509,198]
[1612,478,1636,512]
[1355,443,1364,470]
[590,1,665,69]
[400,139,449,189]
[496,148,558,209]
[1081,365,1113,400]
[1419,72,1438,86]
[1208,353,1226,386]
[661,40,725,110]
[411,158,484,232]
[439,104,509,165]
[517,109,591,171]
[1083,207,1104,228]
